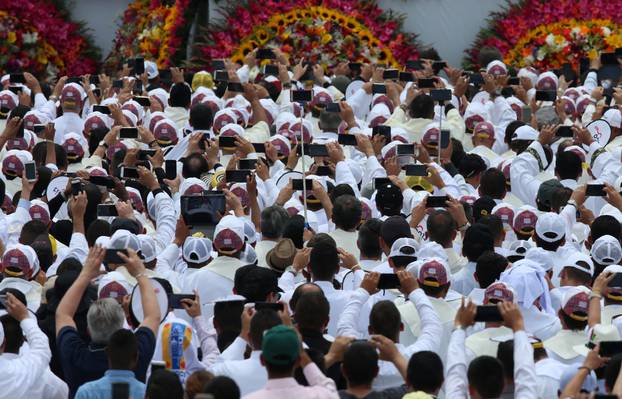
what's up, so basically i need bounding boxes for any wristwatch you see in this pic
[566,199,578,209]
[98,140,109,149]
[284,266,298,277]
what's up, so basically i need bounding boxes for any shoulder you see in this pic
[56,326,81,345]
[136,327,157,346]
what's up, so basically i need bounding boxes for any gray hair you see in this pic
[260,206,289,239]
[87,298,125,344]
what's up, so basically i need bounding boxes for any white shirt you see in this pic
[53,112,84,144]
[327,228,360,260]
[451,261,477,296]
[254,240,277,268]
[535,357,565,399]
[210,351,267,397]
[0,318,53,399]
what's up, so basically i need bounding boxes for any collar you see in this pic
[264,377,300,390]
[104,369,136,378]
[313,280,337,293]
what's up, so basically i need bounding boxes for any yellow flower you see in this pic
[37,53,48,64]
[7,31,16,44]
[321,33,332,44]
[256,28,271,44]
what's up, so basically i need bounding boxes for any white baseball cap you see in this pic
[138,235,157,263]
[535,212,565,242]
[604,108,622,129]
[591,235,622,266]
[507,240,533,261]
[108,229,141,252]
[183,236,213,264]
[145,60,159,80]
[388,237,418,260]
[511,125,538,141]
[560,252,594,277]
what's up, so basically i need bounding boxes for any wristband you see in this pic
[590,290,602,299]
[578,366,592,372]
[148,140,159,148]
[135,272,148,280]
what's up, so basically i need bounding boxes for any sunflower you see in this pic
[344,17,357,31]
[255,27,271,44]
[377,47,390,62]
[319,8,332,20]
[238,40,257,56]
[267,16,283,31]
[301,10,312,19]
[284,11,297,23]
[359,30,372,42]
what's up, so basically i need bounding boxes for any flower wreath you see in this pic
[193,0,420,68]
[0,0,100,77]
[464,0,622,70]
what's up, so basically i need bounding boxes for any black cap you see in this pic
[472,196,496,222]
[458,153,487,179]
[375,184,403,214]
[380,216,413,247]
[234,264,283,302]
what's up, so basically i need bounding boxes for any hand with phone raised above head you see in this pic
[498,301,524,332]
[137,165,159,191]
[454,297,477,329]
[239,306,256,343]
[224,188,244,217]
[537,124,558,146]
[397,270,419,296]
[370,334,401,362]
[292,247,311,273]
[4,292,29,322]
[360,272,380,295]
[604,183,622,212]
[181,291,201,318]
[81,245,106,281]
[292,58,308,82]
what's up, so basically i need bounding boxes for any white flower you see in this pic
[537,48,546,61]
[572,27,581,36]
[22,32,38,44]
[545,33,556,46]
[603,27,612,36]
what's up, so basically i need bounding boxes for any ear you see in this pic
[368,325,373,335]
[473,272,479,282]
[399,322,404,332]
[451,230,457,241]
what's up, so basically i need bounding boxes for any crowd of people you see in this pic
[4,40,622,399]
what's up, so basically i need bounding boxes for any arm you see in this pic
[337,273,380,338]
[590,272,613,327]
[560,347,604,398]
[509,142,545,207]
[300,350,338,394]
[445,329,469,399]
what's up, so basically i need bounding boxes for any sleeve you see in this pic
[151,191,176,252]
[244,121,271,143]
[194,315,221,368]
[445,108,467,145]
[336,288,370,339]
[218,336,247,361]
[430,162,461,199]
[401,289,443,358]
[277,271,298,292]
[335,161,360,197]
[588,142,622,184]
[490,96,518,131]
[583,71,598,93]
[346,88,373,121]
[513,330,538,399]
[34,95,57,120]
[361,155,387,189]
[11,319,52,387]
[509,141,545,206]
[444,328,469,399]
[64,232,89,263]
[302,362,338,396]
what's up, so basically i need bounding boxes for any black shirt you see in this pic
[57,326,156,398]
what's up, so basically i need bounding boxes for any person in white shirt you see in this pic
[549,252,594,312]
[0,292,63,399]
[445,299,538,399]
[328,194,362,260]
[452,223,495,296]
[254,205,289,268]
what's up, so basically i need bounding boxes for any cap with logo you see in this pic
[513,206,538,235]
[416,258,450,287]
[0,244,40,280]
[213,215,245,254]
[484,282,516,304]
[561,286,591,322]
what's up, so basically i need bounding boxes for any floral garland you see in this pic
[0,0,100,77]
[106,0,195,70]
[194,0,420,68]
[464,0,622,70]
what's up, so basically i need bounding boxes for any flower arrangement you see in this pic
[464,0,622,70]
[106,0,196,70]
[0,0,100,78]
[194,0,420,69]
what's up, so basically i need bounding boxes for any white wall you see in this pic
[76,0,506,67]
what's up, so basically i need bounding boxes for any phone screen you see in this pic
[165,160,177,180]
[374,178,391,189]
[338,134,358,146]
[440,130,450,149]
[121,167,139,179]
[586,184,606,197]
[169,294,195,309]
[378,274,400,289]
[238,159,258,170]
[119,127,138,139]
[105,249,128,264]
[291,90,312,103]
[556,126,574,137]
[254,302,284,311]
[97,204,119,217]
[227,82,244,93]
[225,170,251,183]
[405,164,428,177]
[372,84,387,94]
[535,90,557,102]
[219,136,237,148]
[474,305,503,322]
[426,196,449,208]
[417,78,436,89]
[382,69,399,80]
[396,144,416,156]
[292,179,314,191]
[24,162,36,181]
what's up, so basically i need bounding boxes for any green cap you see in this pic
[261,325,300,366]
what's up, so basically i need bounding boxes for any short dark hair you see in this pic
[282,214,305,249]
[427,210,456,247]
[559,310,588,331]
[409,94,435,119]
[306,233,337,248]
[106,329,138,369]
[0,315,23,353]
[555,151,582,180]
[467,356,505,398]
[294,291,329,331]
[309,242,340,280]
[407,351,444,393]
[592,215,621,242]
[357,219,382,259]
[189,103,214,130]
[475,251,508,288]
[463,224,494,262]
[562,266,592,286]
[496,340,514,380]
[332,195,362,231]
[86,219,111,247]
[479,168,507,199]
[169,82,191,108]
[147,369,183,399]
[504,120,526,146]
[551,187,572,213]
[249,309,282,350]
[478,215,504,244]
[214,300,244,350]
[260,206,289,239]
[380,216,413,248]
[342,341,379,386]
[203,376,241,399]
[369,301,401,341]
[534,233,564,251]
[329,183,355,203]
[319,110,342,132]
[18,220,48,245]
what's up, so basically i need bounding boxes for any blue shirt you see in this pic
[74,370,145,399]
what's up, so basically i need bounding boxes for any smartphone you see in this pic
[475,305,503,322]
[119,127,138,140]
[238,159,258,170]
[263,64,279,77]
[374,177,391,189]
[180,193,226,226]
[348,62,362,72]
[608,273,622,288]
[226,169,251,183]
[426,195,449,208]
[227,82,244,93]
[291,90,312,103]
[105,249,128,264]
[378,273,401,289]
[399,72,414,82]
[165,160,177,180]
[134,57,145,75]
[89,75,100,85]
[71,179,83,196]
[24,161,36,181]
[338,134,358,146]
[507,76,520,86]
[112,79,124,89]
[602,52,618,65]
[90,175,115,188]
[257,48,276,60]
[383,69,399,80]
[8,86,22,95]
[254,302,284,312]
[9,73,25,84]
[93,105,111,115]
[97,204,119,217]
[599,340,622,357]
[151,361,166,372]
[292,179,314,191]
[593,394,618,399]
[133,96,151,107]
[417,78,436,89]
[430,89,452,102]
[252,142,266,153]
[136,150,155,162]
[535,90,557,102]
[33,124,46,134]
[521,106,532,123]
[214,70,229,82]
[396,144,416,156]
[405,164,428,177]
[556,126,574,137]
[372,83,387,94]
[219,136,237,148]
[212,59,226,71]
[406,60,423,71]
[325,102,340,113]
[469,72,484,86]
[169,294,195,309]
[297,144,328,157]
[586,184,606,197]
[315,165,331,176]
[432,61,448,73]
[372,125,391,143]
[120,167,139,179]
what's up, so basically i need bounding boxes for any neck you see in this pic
[360,254,381,261]
[267,371,294,380]
[346,385,374,397]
